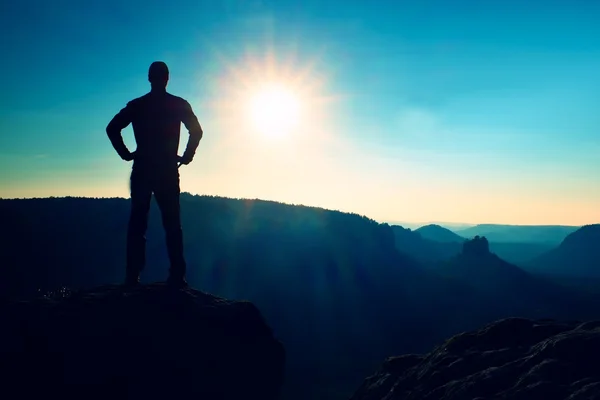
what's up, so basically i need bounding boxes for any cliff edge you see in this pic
[0,283,285,399]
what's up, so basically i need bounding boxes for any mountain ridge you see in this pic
[455,224,580,244]
[526,224,600,278]
[415,224,465,243]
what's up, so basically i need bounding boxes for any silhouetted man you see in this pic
[106,61,203,287]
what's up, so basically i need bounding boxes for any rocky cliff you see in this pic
[0,283,285,399]
[351,317,600,400]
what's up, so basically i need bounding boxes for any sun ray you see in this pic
[204,39,340,143]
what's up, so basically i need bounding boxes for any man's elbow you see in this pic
[192,127,203,142]
[106,122,117,137]
[107,119,126,140]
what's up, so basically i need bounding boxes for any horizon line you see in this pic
[0,193,590,228]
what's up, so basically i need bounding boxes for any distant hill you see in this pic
[392,226,553,266]
[454,224,579,244]
[386,221,474,231]
[415,224,465,243]
[487,242,554,265]
[526,224,600,278]
[431,236,597,320]
[390,225,461,264]
[444,236,531,285]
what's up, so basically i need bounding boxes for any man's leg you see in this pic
[154,172,187,284]
[126,171,152,285]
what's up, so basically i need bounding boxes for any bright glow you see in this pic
[207,46,341,147]
[247,84,301,137]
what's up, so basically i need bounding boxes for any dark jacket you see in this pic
[106,91,203,169]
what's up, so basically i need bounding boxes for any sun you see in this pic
[207,45,340,145]
[247,84,301,137]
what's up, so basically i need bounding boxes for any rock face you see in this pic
[351,318,600,400]
[462,235,490,257]
[0,284,285,399]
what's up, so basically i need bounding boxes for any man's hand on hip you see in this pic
[123,151,136,162]
[178,154,193,167]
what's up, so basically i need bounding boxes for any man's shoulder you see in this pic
[126,93,151,107]
[166,93,191,107]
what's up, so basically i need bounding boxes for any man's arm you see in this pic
[106,103,135,161]
[179,100,203,165]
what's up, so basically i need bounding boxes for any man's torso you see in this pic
[128,92,188,169]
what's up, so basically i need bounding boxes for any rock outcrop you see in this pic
[351,317,600,400]
[0,283,285,399]
[462,235,490,257]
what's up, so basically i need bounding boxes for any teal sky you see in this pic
[1,0,599,225]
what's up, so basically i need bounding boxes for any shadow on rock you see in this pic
[351,317,600,400]
[0,283,285,399]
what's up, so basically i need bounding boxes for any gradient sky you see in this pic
[1,0,599,225]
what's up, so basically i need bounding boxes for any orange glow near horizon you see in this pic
[1,46,598,227]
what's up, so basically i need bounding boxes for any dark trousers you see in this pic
[126,166,186,279]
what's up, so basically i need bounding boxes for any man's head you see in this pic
[148,61,169,88]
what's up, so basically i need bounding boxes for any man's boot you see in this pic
[166,273,188,288]
[124,270,140,287]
